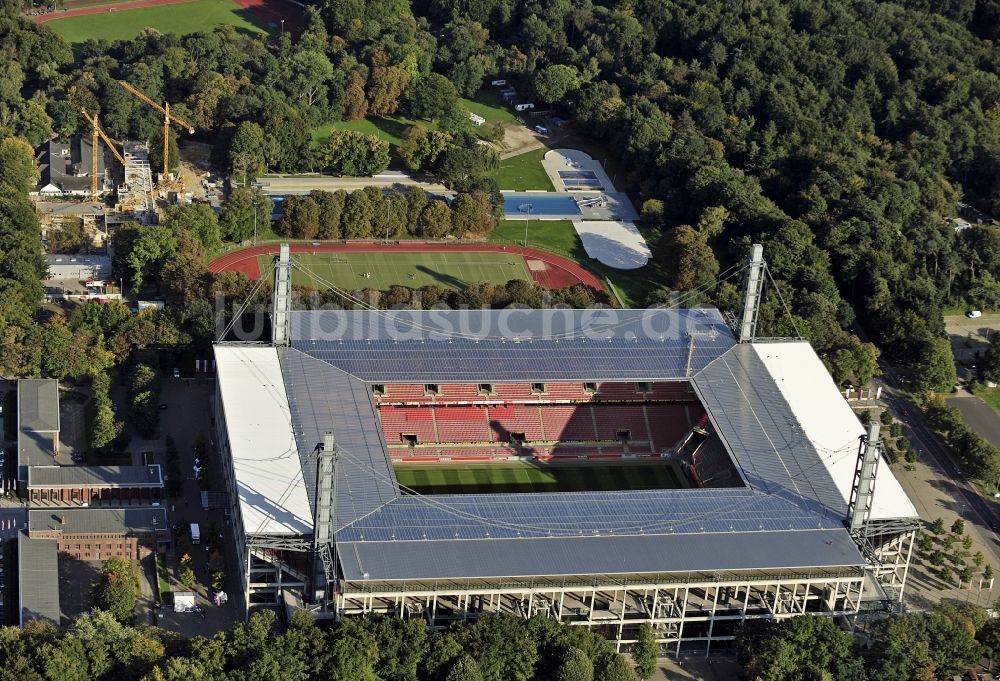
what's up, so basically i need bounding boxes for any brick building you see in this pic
[26,465,164,506]
[28,507,169,561]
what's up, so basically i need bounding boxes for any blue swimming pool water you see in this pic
[503,193,581,217]
[558,170,599,179]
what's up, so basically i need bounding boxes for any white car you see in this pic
[967,310,983,318]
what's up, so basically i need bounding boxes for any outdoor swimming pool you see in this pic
[503,193,581,217]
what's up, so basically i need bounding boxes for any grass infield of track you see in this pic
[45,0,267,42]
[393,461,686,495]
[266,250,533,292]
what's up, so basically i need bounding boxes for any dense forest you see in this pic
[0,609,649,681]
[2,0,1000,387]
[2,0,1000,392]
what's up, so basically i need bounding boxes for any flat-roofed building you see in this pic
[17,379,60,481]
[26,465,164,506]
[18,532,60,626]
[28,507,169,561]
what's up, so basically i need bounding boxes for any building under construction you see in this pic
[212,245,919,654]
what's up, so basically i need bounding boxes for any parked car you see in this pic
[967,309,983,318]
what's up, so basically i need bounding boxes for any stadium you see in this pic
[212,246,920,654]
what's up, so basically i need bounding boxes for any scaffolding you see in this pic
[115,141,156,221]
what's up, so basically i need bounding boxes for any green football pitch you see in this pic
[269,251,533,292]
[393,461,686,495]
[45,0,268,43]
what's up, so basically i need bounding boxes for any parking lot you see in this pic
[944,312,1000,374]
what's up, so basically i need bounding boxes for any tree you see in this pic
[445,655,484,681]
[418,200,452,238]
[288,49,335,109]
[0,137,39,193]
[660,225,719,293]
[279,195,321,240]
[451,191,495,235]
[914,337,957,393]
[228,121,267,184]
[367,59,410,116]
[982,332,1000,384]
[320,131,391,177]
[97,557,138,624]
[533,64,580,103]
[739,617,864,681]
[164,203,221,253]
[952,518,966,535]
[148,126,180,177]
[161,228,208,305]
[312,190,347,240]
[630,624,657,680]
[343,70,369,120]
[593,653,636,681]
[342,191,374,239]
[555,647,593,681]
[220,187,256,243]
[408,73,459,121]
[47,218,87,254]
[399,125,452,172]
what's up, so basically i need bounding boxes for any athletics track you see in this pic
[208,243,606,292]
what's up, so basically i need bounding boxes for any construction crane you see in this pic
[80,109,127,201]
[115,79,195,184]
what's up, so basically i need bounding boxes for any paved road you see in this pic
[876,364,1000,544]
[949,392,1000,451]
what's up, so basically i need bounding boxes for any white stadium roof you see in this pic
[215,345,312,535]
[754,342,917,521]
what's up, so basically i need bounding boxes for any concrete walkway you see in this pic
[255,172,449,195]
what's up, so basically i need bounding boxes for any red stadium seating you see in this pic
[376,382,704,455]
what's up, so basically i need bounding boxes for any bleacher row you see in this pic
[373,380,697,405]
[377,401,704,460]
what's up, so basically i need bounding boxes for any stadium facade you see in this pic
[212,248,919,654]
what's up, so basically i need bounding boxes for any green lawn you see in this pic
[493,148,554,191]
[461,89,518,125]
[46,0,268,42]
[311,115,423,148]
[394,461,685,495]
[972,385,1000,415]
[492,219,582,256]
[268,250,533,292]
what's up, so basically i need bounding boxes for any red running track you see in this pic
[208,242,605,291]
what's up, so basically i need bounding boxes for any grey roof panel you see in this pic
[335,487,843,542]
[18,379,60,432]
[18,533,60,626]
[27,465,163,488]
[290,309,736,382]
[278,348,397,528]
[692,345,845,516]
[337,528,864,581]
[29,507,167,534]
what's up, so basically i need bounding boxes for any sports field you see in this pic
[393,461,686,495]
[44,0,267,43]
[271,251,533,291]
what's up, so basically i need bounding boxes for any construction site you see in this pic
[33,79,217,252]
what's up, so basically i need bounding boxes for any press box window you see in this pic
[478,383,494,395]
[510,432,527,445]
[424,384,440,395]
[583,382,598,393]
[531,382,546,394]
[372,384,386,396]
[635,382,651,393]
[402,434,418,446]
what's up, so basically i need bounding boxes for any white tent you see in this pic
[173,591,196,613]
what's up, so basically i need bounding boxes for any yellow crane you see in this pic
[80,108,127,201]
[115,79,195,184]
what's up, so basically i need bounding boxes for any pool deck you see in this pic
[501,191,638,221]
